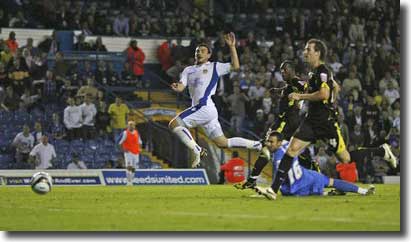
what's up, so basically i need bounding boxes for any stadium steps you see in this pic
[141,149,170,169]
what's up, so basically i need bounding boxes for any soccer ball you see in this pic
[30,172,52,195]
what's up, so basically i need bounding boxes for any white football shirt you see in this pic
[180,61,231,107]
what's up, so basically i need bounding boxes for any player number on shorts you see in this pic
[288,162,303,185]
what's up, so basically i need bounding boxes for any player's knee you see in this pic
[168,119,177,130]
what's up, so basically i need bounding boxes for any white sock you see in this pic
[173,126,201,155]
[127,170,134,184]
[227,137,261,150]
[357,187,367,195]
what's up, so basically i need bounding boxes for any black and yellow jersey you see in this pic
[272,77,306,140]
[305,64,337,122]
[278,76,306,118]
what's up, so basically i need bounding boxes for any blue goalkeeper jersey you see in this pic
[272,141,330,196]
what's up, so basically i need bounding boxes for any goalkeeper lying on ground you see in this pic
[235,131,396,199]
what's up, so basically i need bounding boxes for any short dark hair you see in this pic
[307,39,327,61]
[196,43,212,54]
[280,60,295,71]
[269,131,284,142]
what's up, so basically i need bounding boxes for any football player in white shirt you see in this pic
[169,32,261,168]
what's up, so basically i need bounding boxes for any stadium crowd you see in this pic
[0,0,400,182]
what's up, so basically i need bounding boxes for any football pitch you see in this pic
[0,184,400,231]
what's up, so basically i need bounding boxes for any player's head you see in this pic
[304,39,327,66]
[41,134,49,145]
[280,60,295,81]
[265,131,284,153]
[127,120,136,131]
[195,43,212,64]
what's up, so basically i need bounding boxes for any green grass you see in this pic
[0,184,400,231]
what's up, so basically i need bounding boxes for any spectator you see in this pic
[362,96,380,122]
[108,97,130,141]
[348,17,365,43]
[79,61,94,82]
[95,100,111,138]
[5,31,18,54]
[77,78,99,101]
[60,79,78,100]
[12,124,35,168]
[8,11,28,28]
[66,153,87,169]
[261,90,273,115]
[121,62,134,86]
[29,134,56,170]
[171,38,188,63]
[63,97,83,140]
[253,109,266,138]
[106,62,120,86]
[48,112,66,140]
[157,39,175,72]
[248,80,266,113]
[0,46,13,67]
[20,38,39,56]
[8,58,30,95]
[126,40,146,87]
[95,60,108,85]
[92,36,107,52]
[42,70,58,102]
[32,121,44,144]
[53,52,68,83]
[80,94,97,139]
[342,70,362,99]
[37,31,60,55]
[3,86,20,111]
[220,151,245,184]
[0,86,8,111]
[30,52,48,80]
[363,118,379,147]
[347,106,363,128]
[379,71,399,92]
[329,53,343,76]
[166,60,184,83]
[350,124,365,149]
[384,81,400,105]
[20,88,40,111]
[314,146,331,173]
[73,34,91,51]
[0,62,8,87]
[224,86,248,135]
[392,109,400,132]
[113,11,129,37]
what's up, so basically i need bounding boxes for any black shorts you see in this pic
[293,118,347,154]
[274,111,301,141]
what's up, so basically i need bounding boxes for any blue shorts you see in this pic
[281,169,330,196]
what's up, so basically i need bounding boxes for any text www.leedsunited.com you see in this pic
[105,176,206,184]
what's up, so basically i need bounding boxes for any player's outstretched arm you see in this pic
[170,82,185,92]
[224,32,240,71]
[288,86,329,102]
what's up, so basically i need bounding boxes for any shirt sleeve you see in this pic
[29,145,38,156]
[216,62,231,76]
[179,67,189,86]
